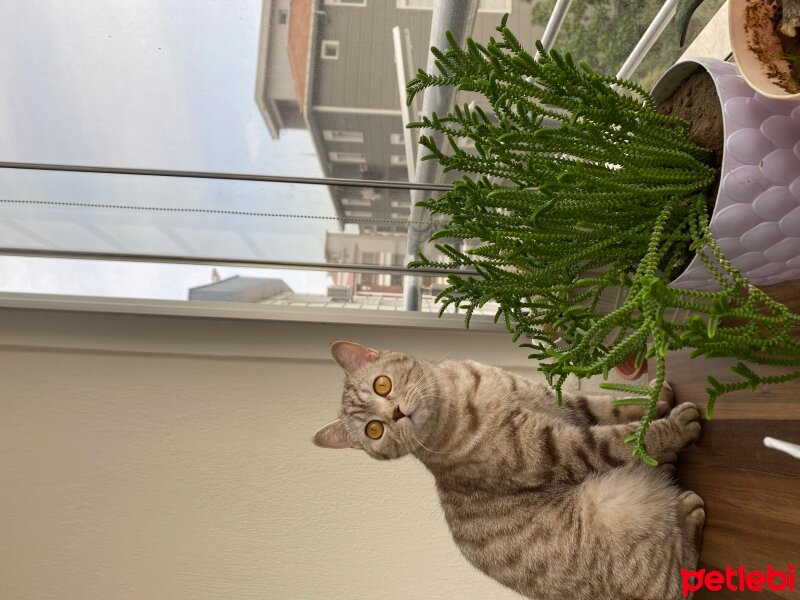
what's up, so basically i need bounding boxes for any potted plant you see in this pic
[677,0,800,99]
[729,0,800,98]
[407,17,800,463]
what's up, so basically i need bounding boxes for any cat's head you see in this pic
[312,341,440,460]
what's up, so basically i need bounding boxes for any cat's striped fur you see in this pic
[314,341,705,600]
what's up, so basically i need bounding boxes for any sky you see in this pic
[0,0,336,299]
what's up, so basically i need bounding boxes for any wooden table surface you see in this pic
[670,280,800,599]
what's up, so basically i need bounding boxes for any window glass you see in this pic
[0,1,725,305]
[525,0,727,88]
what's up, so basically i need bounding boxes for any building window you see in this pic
[478,0,512,14]
[329,151,365,163]
[342,198,371,206]
[277,9,289,24]
[391,199,410,208]
[391,212,409,219]
[477,0,513,13]
[392,253,406,266]
[361,251,380,265]
[395,0,511,12]
[390,133,405,145]
[395,0,434,8]
[345,210,372,218]
[321,40,340,60]
[325,0,367,5]
[390,154,407,165]
[323,130,364,143]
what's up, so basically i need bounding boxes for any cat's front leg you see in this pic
[560,381,674,426]
[639,402,702,462]
[537,402,701,481]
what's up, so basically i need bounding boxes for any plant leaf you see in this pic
[675,0,706,46]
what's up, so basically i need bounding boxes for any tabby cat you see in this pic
[314,341,705,600]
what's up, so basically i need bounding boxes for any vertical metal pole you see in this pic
[392,26,417,182]
[534,0,574,58]
[616,0,679,80]
[403,0,479,311]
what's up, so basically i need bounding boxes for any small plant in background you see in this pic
[407,16,800,464]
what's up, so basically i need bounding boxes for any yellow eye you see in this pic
[365,420,384,440]
[373,375,392,396]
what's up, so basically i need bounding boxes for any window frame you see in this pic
[328,151,366,164]
[324,0,367,6]
[395,0,511,13]
[320,40,340,60]
[341,198,371,207]
[323,130,364,143]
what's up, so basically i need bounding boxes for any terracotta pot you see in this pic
[729,0,800,100]
[652,58,800,291]
[613,351,648,380]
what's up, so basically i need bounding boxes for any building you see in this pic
[255,0,541,232]
[188,274,495,313]
[325,230,408,295]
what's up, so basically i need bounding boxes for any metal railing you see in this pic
[0,0,699,309]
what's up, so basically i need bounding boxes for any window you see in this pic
[321,40,340,60]
[395,0,434,8]
[477,0,512,13]
[361,251,380,265]
[390,199,409,208]
[329,151,365,163]
[323,130,364,143]
[345,210,372,218]
[392,253,406,266]
[396,0,510,12]
[390,133,404,145]
[277,9,289,24]
[390,154,407,165]
[325,0,367,5]
[391,212,409,219]
[341,198,371,206]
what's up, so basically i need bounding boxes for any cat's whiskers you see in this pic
[399,424,418,457]
[408,427,457,455]
[402,367,462,455]
[400,371,437,418]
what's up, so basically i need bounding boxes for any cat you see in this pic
[313,341,705,600]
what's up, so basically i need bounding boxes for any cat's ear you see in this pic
[312,419,363,450]
[330,341,378,373]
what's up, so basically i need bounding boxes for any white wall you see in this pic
[0,297,542,600]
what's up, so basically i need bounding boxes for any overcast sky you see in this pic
[0,0,334,299]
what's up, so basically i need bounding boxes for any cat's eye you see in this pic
[373,375,392,396]
[365,420,384,440]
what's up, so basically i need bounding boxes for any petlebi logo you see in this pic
[681,565,796,596]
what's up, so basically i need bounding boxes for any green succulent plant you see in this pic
[407,16,800,464]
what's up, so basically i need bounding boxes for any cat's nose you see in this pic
[392,406,406,421]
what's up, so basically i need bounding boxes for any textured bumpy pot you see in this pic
[729,0,800,100]
[652,58,800,291]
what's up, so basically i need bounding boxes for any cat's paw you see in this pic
[650,379,675,418]
[677,490,706,553]
[668,402,702,449]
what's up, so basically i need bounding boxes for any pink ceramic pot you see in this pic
[652,58,800,291]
